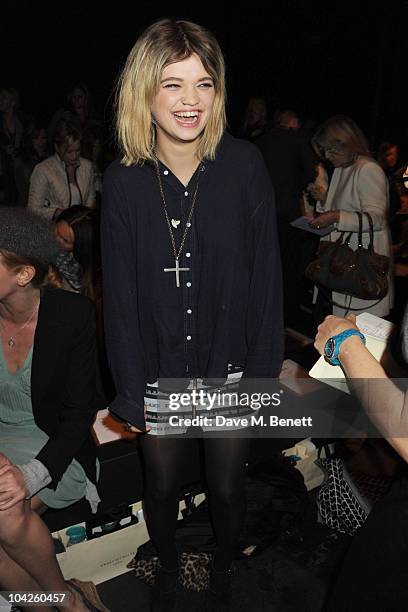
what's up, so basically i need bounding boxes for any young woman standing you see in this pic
[101,19,283,611]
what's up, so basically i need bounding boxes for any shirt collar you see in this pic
[144,129,229,172]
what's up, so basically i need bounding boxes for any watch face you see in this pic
[324,338,335,359]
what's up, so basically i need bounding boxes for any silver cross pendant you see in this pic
[164,258,190,288]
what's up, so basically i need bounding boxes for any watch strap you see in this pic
[325,329,366,366]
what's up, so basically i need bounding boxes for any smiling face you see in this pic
[150,53,216,150]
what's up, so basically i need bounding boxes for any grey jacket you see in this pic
[28,153,95,219]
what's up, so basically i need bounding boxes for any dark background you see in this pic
[2,0,407,149]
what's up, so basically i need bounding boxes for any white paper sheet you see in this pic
[290,215,335,236]
[354,311,394,343]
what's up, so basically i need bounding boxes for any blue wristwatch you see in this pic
[324,329,366,366]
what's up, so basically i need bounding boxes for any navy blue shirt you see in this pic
[101,133,284,431]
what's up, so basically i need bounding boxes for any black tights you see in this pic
[139,435,251,571]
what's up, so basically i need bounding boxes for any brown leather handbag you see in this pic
[305,211,389,301]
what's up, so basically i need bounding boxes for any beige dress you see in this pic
[317,156,393,317]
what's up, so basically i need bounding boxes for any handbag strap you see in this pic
[318,287,382,313]
[343,231,353,246]
[354,211,363,248]
[364,211,375,250]
[354,211,374,250]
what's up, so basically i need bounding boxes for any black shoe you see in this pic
[151,564,179,612]
[206,560,235,611]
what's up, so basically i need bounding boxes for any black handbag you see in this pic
[305,211,389,302]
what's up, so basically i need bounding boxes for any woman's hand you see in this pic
[307,183,327,203]
[124,406,151,434]
[0,455,29,510]
[314,314,359,355]
[309,210,340,229]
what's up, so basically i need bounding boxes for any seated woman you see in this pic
[314,310,408,610]
[28,114,95,221]
[53,205,113,405]
[54,205,100,300]
[0,207,107,611]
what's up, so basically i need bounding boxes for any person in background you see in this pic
[54,205,100,300]
[377,141,403,227]
[28,115,95,220]
[377,141,399,175]
[273,108,300,131]
[0,88,25,205]
[0,207,108,612]
[101,18,283,611]
[13,122,49,207]
[314,309,408,610]
[257,108,317,326]
[81,124,109,208]
[308,115,392,318]
[240,96,269,141]
[53,204,112,415]
[48,83,99,146]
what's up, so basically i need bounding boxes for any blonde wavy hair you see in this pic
[115,18,227,165]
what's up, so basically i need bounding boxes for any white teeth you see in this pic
[174,112,199,118]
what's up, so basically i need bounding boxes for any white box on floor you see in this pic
[55,495,206,585]
[56,514,149,585]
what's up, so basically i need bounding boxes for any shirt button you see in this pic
[186,252,191,258]
[184,191,189,196]
[186,222,191,227]
[186,282,191,287]
[187,309,192,314]
[186,335,192,341]
[163,170,169,175]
